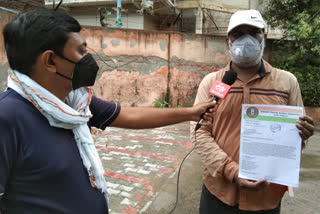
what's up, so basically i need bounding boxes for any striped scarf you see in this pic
[8,70,108,199]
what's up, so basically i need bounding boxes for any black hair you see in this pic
[3,8,81,75]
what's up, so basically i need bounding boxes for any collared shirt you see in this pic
[191,60,304,211]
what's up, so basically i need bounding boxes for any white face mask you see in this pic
[229,34,265,68]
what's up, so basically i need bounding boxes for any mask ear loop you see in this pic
[228,38,233,56]
[56,71,73,81]
[228,38,233,47]
[55,52,77,64]
[53,52,75,81]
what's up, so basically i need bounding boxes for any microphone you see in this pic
[194,70,237,131]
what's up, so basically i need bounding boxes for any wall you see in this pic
[168,33,229,106]
[305,107,320,124]
[0,8,222,107]
[81,27,171,107]
[212,0,262,9]
[0,9,16,92]
[0,9,294,113]
[80,26,230,107]
[80,26,275,107]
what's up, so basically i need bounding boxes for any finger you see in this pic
[239,179,269,191]
[203,113,213,121]
[205,101,216,111]
[298,130,308,141]
[255,179,269,189]
[298,116,314,134]
[205,101,216,107]
[238,179,257,189]
[204,111,213,117]
[299,115,314,125]
[296,122,311,135]
[302,121,315,134]
[296,126,308,140]
[296,121,313,139]
[203,116,212,123]
[207,107,214,113]
[302,127,313,139]
[297,117,314,130]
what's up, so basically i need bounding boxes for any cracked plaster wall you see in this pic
[0,11,231,107]
[81,26,230,107]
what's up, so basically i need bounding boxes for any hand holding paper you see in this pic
[234,170,269,191]
[296,115,314,141]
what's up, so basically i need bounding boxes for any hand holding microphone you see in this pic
[194,70,237,131]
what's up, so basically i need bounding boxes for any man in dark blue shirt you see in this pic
[0,8,215,214]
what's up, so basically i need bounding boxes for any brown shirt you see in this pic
[191,60,304,211]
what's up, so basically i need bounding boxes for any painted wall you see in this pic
[80,26,230,107]
[80,27,171,107]
[0,10,16,92]
[0,9,272,110]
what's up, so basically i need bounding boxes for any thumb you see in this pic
[206,100,216,109]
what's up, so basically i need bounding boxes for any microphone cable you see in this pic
[168,128,199,214]
[168,99,221,213]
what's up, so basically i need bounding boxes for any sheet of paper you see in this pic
[239,104,303,187]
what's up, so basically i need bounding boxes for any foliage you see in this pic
[153,99,168,108]
[115,18,122,27]
[263,0,320,107]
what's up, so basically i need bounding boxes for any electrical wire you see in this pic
[53,0,63,11]
[169,128,198,214]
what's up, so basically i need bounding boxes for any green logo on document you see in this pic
[246,107,259,118]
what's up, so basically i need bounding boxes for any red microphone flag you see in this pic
[209,81,232,100]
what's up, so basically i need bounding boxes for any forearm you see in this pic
[111,106,194,129]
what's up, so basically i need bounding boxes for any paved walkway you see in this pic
[94,122,192,214]
[94,122,320,214]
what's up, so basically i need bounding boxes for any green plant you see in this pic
[153,99,169,108]
[270,44,320,107]
[263,0,320,107]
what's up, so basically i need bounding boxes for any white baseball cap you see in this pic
[227,9,266,34]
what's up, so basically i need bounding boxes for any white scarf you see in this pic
[8,70,108,199]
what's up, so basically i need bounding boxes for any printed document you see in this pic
[239,104,303,187]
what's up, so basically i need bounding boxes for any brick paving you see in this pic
[93,122,192,214]
[94,123,320,214]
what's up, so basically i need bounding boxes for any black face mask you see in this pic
[56,53,99,90]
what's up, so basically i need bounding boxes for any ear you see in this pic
[226,37,230,50]
[40,50,57,73]
[263,34,267,48]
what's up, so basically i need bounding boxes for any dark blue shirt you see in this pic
[0,89,121,214]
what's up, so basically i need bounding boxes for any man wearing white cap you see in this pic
[191,10,314,213]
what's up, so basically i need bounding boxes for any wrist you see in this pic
[186,106,197,122]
